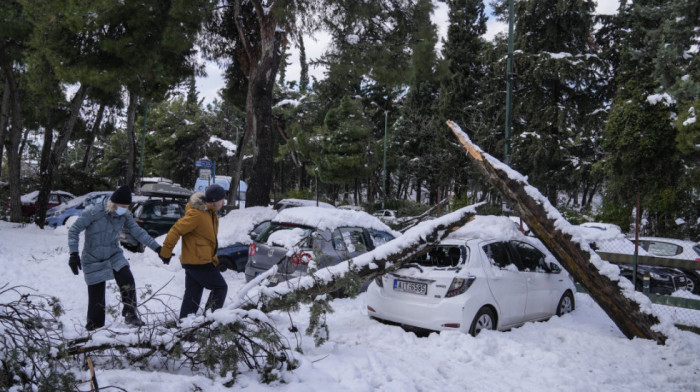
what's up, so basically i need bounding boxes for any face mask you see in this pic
[115,206,128,215]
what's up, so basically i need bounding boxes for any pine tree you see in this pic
[601,0,698,235]
[314,96,378,189]
[490,0,606,206]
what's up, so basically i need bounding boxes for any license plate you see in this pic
[393,279,427,295]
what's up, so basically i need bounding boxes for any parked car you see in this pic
[366,216,576,337]
[244,206,399,287]
[6,190,75,220]
[372,209,397,220]
[217,220,271,272]
[635,236,700,294]
[119,183,193,252]
[572,224,690,295]
[45,191,112,228]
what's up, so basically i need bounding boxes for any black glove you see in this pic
[69,253,81,275]
[156,246,172,265]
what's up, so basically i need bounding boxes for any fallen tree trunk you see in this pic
[446,120,667,344]
[235,203,485,311]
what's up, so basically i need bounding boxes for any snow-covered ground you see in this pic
[1,208,699,392]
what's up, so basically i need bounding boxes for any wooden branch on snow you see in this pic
[446,120,667,345]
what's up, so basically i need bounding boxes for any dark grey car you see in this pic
[244,207,398,288]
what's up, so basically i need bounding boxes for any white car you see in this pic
[636,237,700,294]
[366,216,576,336]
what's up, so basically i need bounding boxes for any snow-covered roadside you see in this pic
[1,219,699,391]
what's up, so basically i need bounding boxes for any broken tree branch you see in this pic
[446,120,667,344]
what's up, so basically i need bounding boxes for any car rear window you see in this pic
[409,245,467,267]
[332,227,369,253]
[368,229,395,247]
[257,223,314,246]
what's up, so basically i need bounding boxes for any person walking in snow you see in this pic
[68,185,162,331]
[159,184,228,319]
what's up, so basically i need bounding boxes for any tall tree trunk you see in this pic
[232,0,286,208]
[82,103,105,171]
[0,80,9,178]
[125,91,138,188]
[35,84,90,228]
[1,54,24,222]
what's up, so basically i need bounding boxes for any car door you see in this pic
[481,241,528,328]
[509,241,559,320]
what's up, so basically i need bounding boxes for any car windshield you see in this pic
[408,245,467,268]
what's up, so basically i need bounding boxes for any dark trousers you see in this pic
[86,266,138,330]
[180,264,228,319]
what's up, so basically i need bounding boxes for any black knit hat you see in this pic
[204,183,226,202]
[110,185,132,205]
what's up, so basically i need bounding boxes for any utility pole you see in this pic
[505,0,514,165]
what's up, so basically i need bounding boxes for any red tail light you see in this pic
[249,243,257,256]
[445,276,476,298]
[375,276,384,287]
[290,251,313,265]
[135,220,144,226]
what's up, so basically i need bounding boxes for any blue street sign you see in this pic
[195,160,214,168]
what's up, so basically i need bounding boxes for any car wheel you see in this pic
[218,256,234,272]
[469,307,496,337]
[681,270,700,294]
[556,291,575,316]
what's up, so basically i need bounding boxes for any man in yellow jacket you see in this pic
[159,184,228,319]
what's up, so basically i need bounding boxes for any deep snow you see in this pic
[1,207,699,391]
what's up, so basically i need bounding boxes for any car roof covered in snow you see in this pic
[446,215,528,243]
[271,206,399,235]
[20,190,75,204]
[273,198,335,210]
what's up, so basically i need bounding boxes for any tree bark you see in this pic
[35,84,90,228]
[231,0,286,208]
[125,91,138,188]
[82,103,105,171]
[446,120,667,344]
[0,80,9,178]
[1,53,24,222]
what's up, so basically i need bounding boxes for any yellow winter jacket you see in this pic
[161,193,219,266]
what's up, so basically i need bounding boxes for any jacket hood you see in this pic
[189,192,207,211]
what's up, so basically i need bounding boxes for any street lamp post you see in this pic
[505,0,514,166]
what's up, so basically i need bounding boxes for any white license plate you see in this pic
[393,279,427,295]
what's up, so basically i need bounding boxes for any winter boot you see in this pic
[124,313,144,327]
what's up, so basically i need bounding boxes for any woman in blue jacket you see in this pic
[68,185,161,331]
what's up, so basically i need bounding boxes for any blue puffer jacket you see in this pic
[68,199,160,285]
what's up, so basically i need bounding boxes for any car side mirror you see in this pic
[250,232,258,241]
[549,263,561,274]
